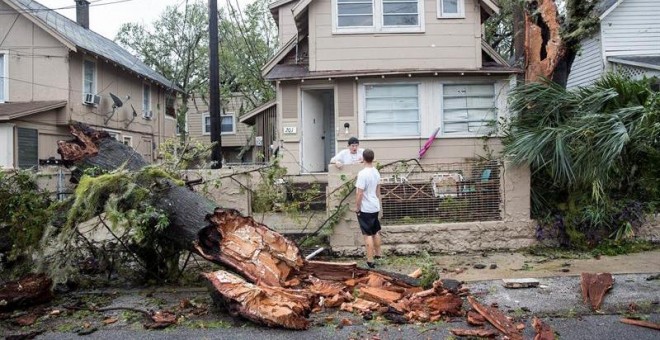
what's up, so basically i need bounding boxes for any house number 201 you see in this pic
[283,126,297,134]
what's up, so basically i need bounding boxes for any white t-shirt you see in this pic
[356,166,381,213]
[330,148,364,165]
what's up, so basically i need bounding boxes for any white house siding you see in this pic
[567,34,604,88]
[309,0,482,71]
[601,0,660,57]
[278,3,298,45]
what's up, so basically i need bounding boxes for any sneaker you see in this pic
[367,262,376,268]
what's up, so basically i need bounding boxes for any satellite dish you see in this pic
[109,92,123,108]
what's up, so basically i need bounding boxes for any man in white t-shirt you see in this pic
[355,149,382,268]
[330,137,364,169]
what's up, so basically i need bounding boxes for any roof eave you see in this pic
[239,100,276,125]
[0,101,67,121]
[261,35,299,77]
[609,56,660,71]
[265,68,523,81]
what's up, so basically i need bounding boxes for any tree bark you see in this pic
[56,123,432,329]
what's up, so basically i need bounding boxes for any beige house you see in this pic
[0,0,180,169]
[184,94,256,164]
[260,0,536,253]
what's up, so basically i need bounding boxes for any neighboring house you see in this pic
[567,0,660,88]
[264,0,517,173]
[185,94,255,163]
[0,0,181,169]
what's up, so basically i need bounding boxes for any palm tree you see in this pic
[503,74,659,244]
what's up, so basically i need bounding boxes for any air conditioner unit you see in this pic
[142,110,153,120]
[83,93,101,106]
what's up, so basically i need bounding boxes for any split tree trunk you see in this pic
[56,123,428,329]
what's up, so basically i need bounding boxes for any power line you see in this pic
[0,0,138,15]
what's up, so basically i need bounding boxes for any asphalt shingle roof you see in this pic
[11,0,181,91]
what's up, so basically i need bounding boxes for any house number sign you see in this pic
[283,126,297,134]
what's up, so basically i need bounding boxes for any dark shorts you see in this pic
[357,212,381,236]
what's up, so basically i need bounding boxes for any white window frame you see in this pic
[332,0,425,34]
[202,112,211,135]
[221,113,236,135]
[437,0,465,18]
[82,57,97,102]
[104,129,121,141]
[439,83,498,137]
[358,78,506,140]
[359,82,422,139]
[122,135,133,147]
[202,112,235,135]
[0,51,8,103]
[142,83,151,115]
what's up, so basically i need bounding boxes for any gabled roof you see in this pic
[0,101,67,121]
[261,35,298,77]
[5,0,181,92]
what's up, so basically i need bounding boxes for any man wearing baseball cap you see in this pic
[330,137,364,169]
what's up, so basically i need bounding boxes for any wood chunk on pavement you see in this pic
[467,310,486,326]
[202,270,311,330]
[450,328,499,338]
[467,295,522,340]
[503,278,540,289]
[533,317,555,340]
[580,272,614,310]
[620,318,660,331]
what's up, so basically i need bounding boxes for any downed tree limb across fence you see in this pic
[52,123,559,332]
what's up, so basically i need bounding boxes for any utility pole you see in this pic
[209,0,222,168]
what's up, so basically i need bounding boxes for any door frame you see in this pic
[299,84,336,174]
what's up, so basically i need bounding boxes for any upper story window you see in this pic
[0,52,7,102]
[82,59,96,96]
[142,83,151,115]
[203,113,236,135]
[334,0,424,33]
[437,0,464,18]
[165,94,176,117]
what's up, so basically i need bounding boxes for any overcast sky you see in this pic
[40,0,255,40]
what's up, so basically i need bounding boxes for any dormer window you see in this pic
[437,0,464,18]
[334,0,424,33]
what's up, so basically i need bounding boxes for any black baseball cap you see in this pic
[348,137,359,145]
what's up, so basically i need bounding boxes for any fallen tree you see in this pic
[50,123,562,332]
[51,123,447,329]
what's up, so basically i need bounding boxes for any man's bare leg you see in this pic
[363,235,375,263]
[373,232,382,257]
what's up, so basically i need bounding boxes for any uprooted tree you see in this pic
[43,123,456,329]
[28,122,555,337]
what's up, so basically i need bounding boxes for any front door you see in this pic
[301,89,334,173]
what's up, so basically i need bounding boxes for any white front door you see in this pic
[301,90,325,173]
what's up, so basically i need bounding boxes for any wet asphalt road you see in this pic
[20,273,660,339]
[35,314,660,340]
